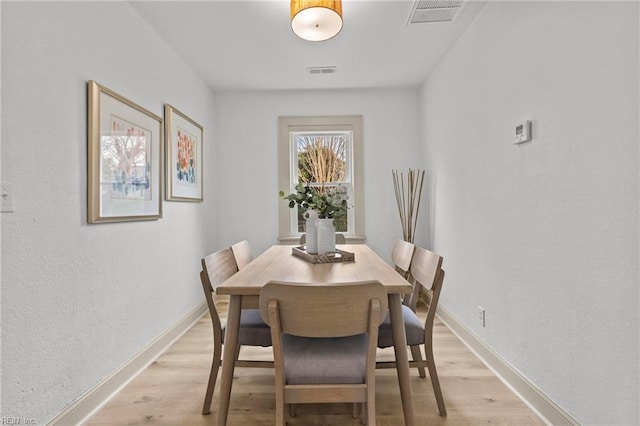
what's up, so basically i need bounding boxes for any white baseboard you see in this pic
[436,306,579,426]
[46,302,208,426]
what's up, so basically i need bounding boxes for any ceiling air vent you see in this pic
[307,66,337,75]
[408,0,464,24]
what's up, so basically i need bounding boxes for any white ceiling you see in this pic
[129,0,487,92]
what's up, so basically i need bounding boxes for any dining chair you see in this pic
[390,239,416,307]
[260,281,388,426]
[230,240,253,270]
[377,246,447,417]
[199,248,273,415]
[299,233,346,244]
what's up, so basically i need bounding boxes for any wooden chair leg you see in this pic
[410,345,427,378]
[276,402,285,425]
[289,404,297,417]
[366,401,375,426]
[202,340,222,415]
[352,402,366,424]
[425,343,447,417]
[276,391,285,425]
[366,383,376,426]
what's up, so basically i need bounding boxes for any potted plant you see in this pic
[280,184,348,253]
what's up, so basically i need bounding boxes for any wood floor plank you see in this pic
[86,308,543,425]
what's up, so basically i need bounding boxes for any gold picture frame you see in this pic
[164,104,204,202]
[87,80,163,223]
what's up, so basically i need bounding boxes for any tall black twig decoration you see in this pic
[392,169,425,244]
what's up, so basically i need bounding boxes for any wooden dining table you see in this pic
[215,244,416,425]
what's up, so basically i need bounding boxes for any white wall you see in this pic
[420,2,639,424]
[214,89,422,260]
[0,0,4,414]
[5,1,636,424]
[1,3,217,423]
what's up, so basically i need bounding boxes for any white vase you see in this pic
[316,218,336,254]
[304,210,319,254]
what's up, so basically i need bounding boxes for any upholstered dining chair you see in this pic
[299,233,346,245]
[199,248,273,415]
[377,246,447,417]
[260,281,388,426]
[230,240,253,270]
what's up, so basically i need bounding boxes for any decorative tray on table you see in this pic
[292,245,355,264]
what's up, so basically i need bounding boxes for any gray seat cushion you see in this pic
[377,304,425,348]
[282,333,368,385]
[222,309,272,347]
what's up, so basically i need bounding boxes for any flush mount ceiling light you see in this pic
[291,0,343,42]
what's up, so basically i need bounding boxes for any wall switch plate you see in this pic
[478,306,486,327]
[1,182,15,212]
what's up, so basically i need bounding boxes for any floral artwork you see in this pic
[175,126,197,186]
[164,104,203,201]
[101,116,152,200]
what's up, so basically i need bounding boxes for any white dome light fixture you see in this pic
[291,0,343,42]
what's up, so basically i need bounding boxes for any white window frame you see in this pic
[278,115,365,244]
[289,130,354,236]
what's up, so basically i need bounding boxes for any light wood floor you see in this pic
[86,305,544,425]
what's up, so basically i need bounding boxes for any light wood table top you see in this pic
[218,244,412,296]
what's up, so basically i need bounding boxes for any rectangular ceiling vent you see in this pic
[307,66,337,75]
[408,0,464,24]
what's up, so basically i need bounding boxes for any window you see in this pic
[278,116,364,243]
[291,131,352,233]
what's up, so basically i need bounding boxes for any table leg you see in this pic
[217,295,241,426]
[389,293,414,426]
